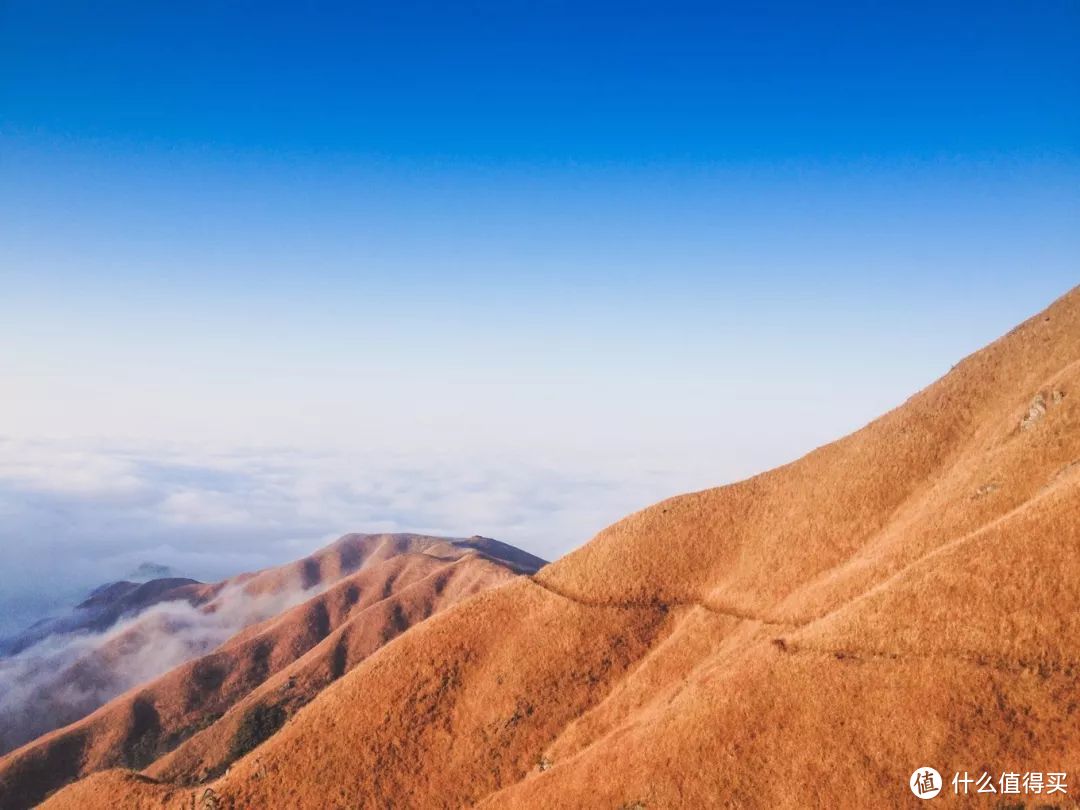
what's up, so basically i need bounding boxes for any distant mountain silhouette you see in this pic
[0,578,203,659]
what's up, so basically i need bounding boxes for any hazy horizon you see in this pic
[2,2,1078,631]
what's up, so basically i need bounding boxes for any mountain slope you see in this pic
[39,287,1080,808]
[0,577,205,660]
[0,577,216,755]
[0,534,542,809]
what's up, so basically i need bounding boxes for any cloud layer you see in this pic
[0,579,323,753]
[0,436,733,637]
[0,435,739,752]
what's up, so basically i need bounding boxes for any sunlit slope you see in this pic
[41,287,1080,809]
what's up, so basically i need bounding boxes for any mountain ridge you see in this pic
[23,286,1080,808]
[0,534,544,809]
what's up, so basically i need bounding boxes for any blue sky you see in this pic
[0,2,1078,607]
[2,1,1077,160]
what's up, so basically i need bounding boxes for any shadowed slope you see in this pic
[40,287,1080,809]
[143,552,521,786]
[0,535,541,809]
[0,531,535,758]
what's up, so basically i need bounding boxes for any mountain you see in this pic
[0,577,211,755]
[18,287,1080,809]
[0,578,204,659]
[0,534,544,809]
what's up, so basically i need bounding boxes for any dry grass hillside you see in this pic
[36,287,1080,808]
[0,534,542,809]
[0,578,218,755]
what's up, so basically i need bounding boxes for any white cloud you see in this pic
[0,434,742,751]
[0,436,734,639]
[0,579,324,753]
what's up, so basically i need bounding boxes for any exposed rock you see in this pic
[1020,393,1047,431]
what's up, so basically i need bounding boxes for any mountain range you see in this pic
[1,287,1077,808]
[0,535,544,808]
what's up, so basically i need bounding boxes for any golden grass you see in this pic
[34,286,1080,809]
[0,537,528,809]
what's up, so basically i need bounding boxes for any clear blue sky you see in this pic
[1,0,1078,457]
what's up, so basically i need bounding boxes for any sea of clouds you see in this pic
[0,434,740,752]
[0,435,735,637]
